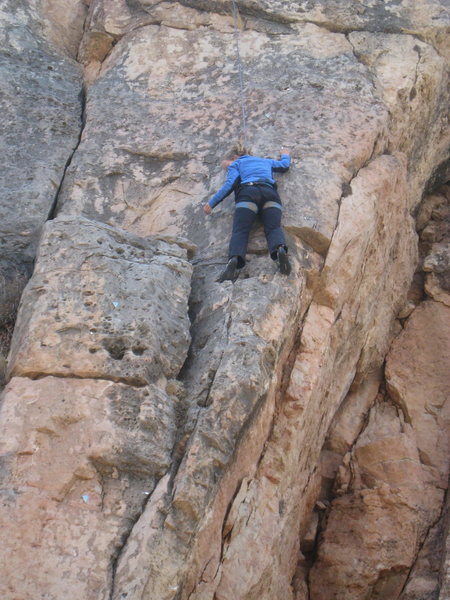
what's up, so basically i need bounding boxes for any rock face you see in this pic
[0,1,449,599]
[0,0,86,369]
[0,217,192,599]
[7,216,192,385]
[310,300,450,599]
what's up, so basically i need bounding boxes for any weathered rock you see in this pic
[348,32,449,205]
[1,0,449,599]
[56,16,391,257]
[0,214,193,599]
[9,217,191,385]
[400,517,446,600]
[0,376,176,600]
[176,0,449,46]
[7,216,193,385]
[440,493,450,600]
[310,299,450,600]
[416,189,449,232]
[198,153,417,600]
[309,397,445,600]
[324,369,383,457]
[112,252,309,600]
[0,255,33,327]
[386,301,450,485]
[37,0,88,58]
[0,0,84,328]
[419,189,450,306]
[424,241,450,306]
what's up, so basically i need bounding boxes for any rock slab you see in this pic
[8,216,192,385]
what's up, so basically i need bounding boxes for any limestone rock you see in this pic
[7,216,193,385]
[0,376,176,600]
[0,0,83,327]
[1,1,449,599]
[386,301,450,485]
[309,399,445,600]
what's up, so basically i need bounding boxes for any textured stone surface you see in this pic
[198,153,417,600]
[310,300,450,600]
[386,301,450,484]
[0,215,192,599]
[0,0,84,332]
[7,216,193,385]
[38,0,88,58]
[421,186,450,306]
[0,0,449,599]
[57,14,390,257]
[309,397,446,600]
[348,32,449,205]
[0,376,176,600]
[440,494,450,600]
[400,518,447,600]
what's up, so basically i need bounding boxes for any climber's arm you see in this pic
[203,162,240,214]
[271,150,291,172]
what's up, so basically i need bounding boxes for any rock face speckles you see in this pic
[0,1,449,599]
[0,377,176,600]
[7,216,193,385]
[0,0,85,365]
[0,217,193,600]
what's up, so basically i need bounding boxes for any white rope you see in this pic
[231,0,248,146]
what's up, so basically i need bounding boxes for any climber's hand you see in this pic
[280,148,290,155]
[203,203,212,215]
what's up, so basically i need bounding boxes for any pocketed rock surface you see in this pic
[0,1,449,599]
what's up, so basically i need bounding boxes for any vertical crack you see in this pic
[47,84,86,221]
[398,483,449,598]
[108,472,170,600]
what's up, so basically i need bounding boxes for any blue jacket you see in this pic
[208,154,291,208]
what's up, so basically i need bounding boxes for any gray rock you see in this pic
[0,0,83,323]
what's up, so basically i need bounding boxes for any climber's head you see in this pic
[222,141,251,169]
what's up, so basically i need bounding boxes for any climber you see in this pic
[203,143,292,282]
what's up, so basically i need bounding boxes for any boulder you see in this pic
[7,216,193,386]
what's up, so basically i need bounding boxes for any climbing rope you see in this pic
[231,0,248,147]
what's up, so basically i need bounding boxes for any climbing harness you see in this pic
[231,0,248,146]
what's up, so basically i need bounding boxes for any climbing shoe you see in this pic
[277,246,291,275]
[217,256,239,283]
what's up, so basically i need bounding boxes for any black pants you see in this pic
[229,184,287,268]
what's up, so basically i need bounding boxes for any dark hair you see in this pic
[224,140,251,160]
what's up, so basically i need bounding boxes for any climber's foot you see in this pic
[277,246,291,275]
[217,256,239,283]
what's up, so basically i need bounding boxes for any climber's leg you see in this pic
[276,245,291,275]
[261,192,291,275]
[228,202,258,267]
[216,256,240,283]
